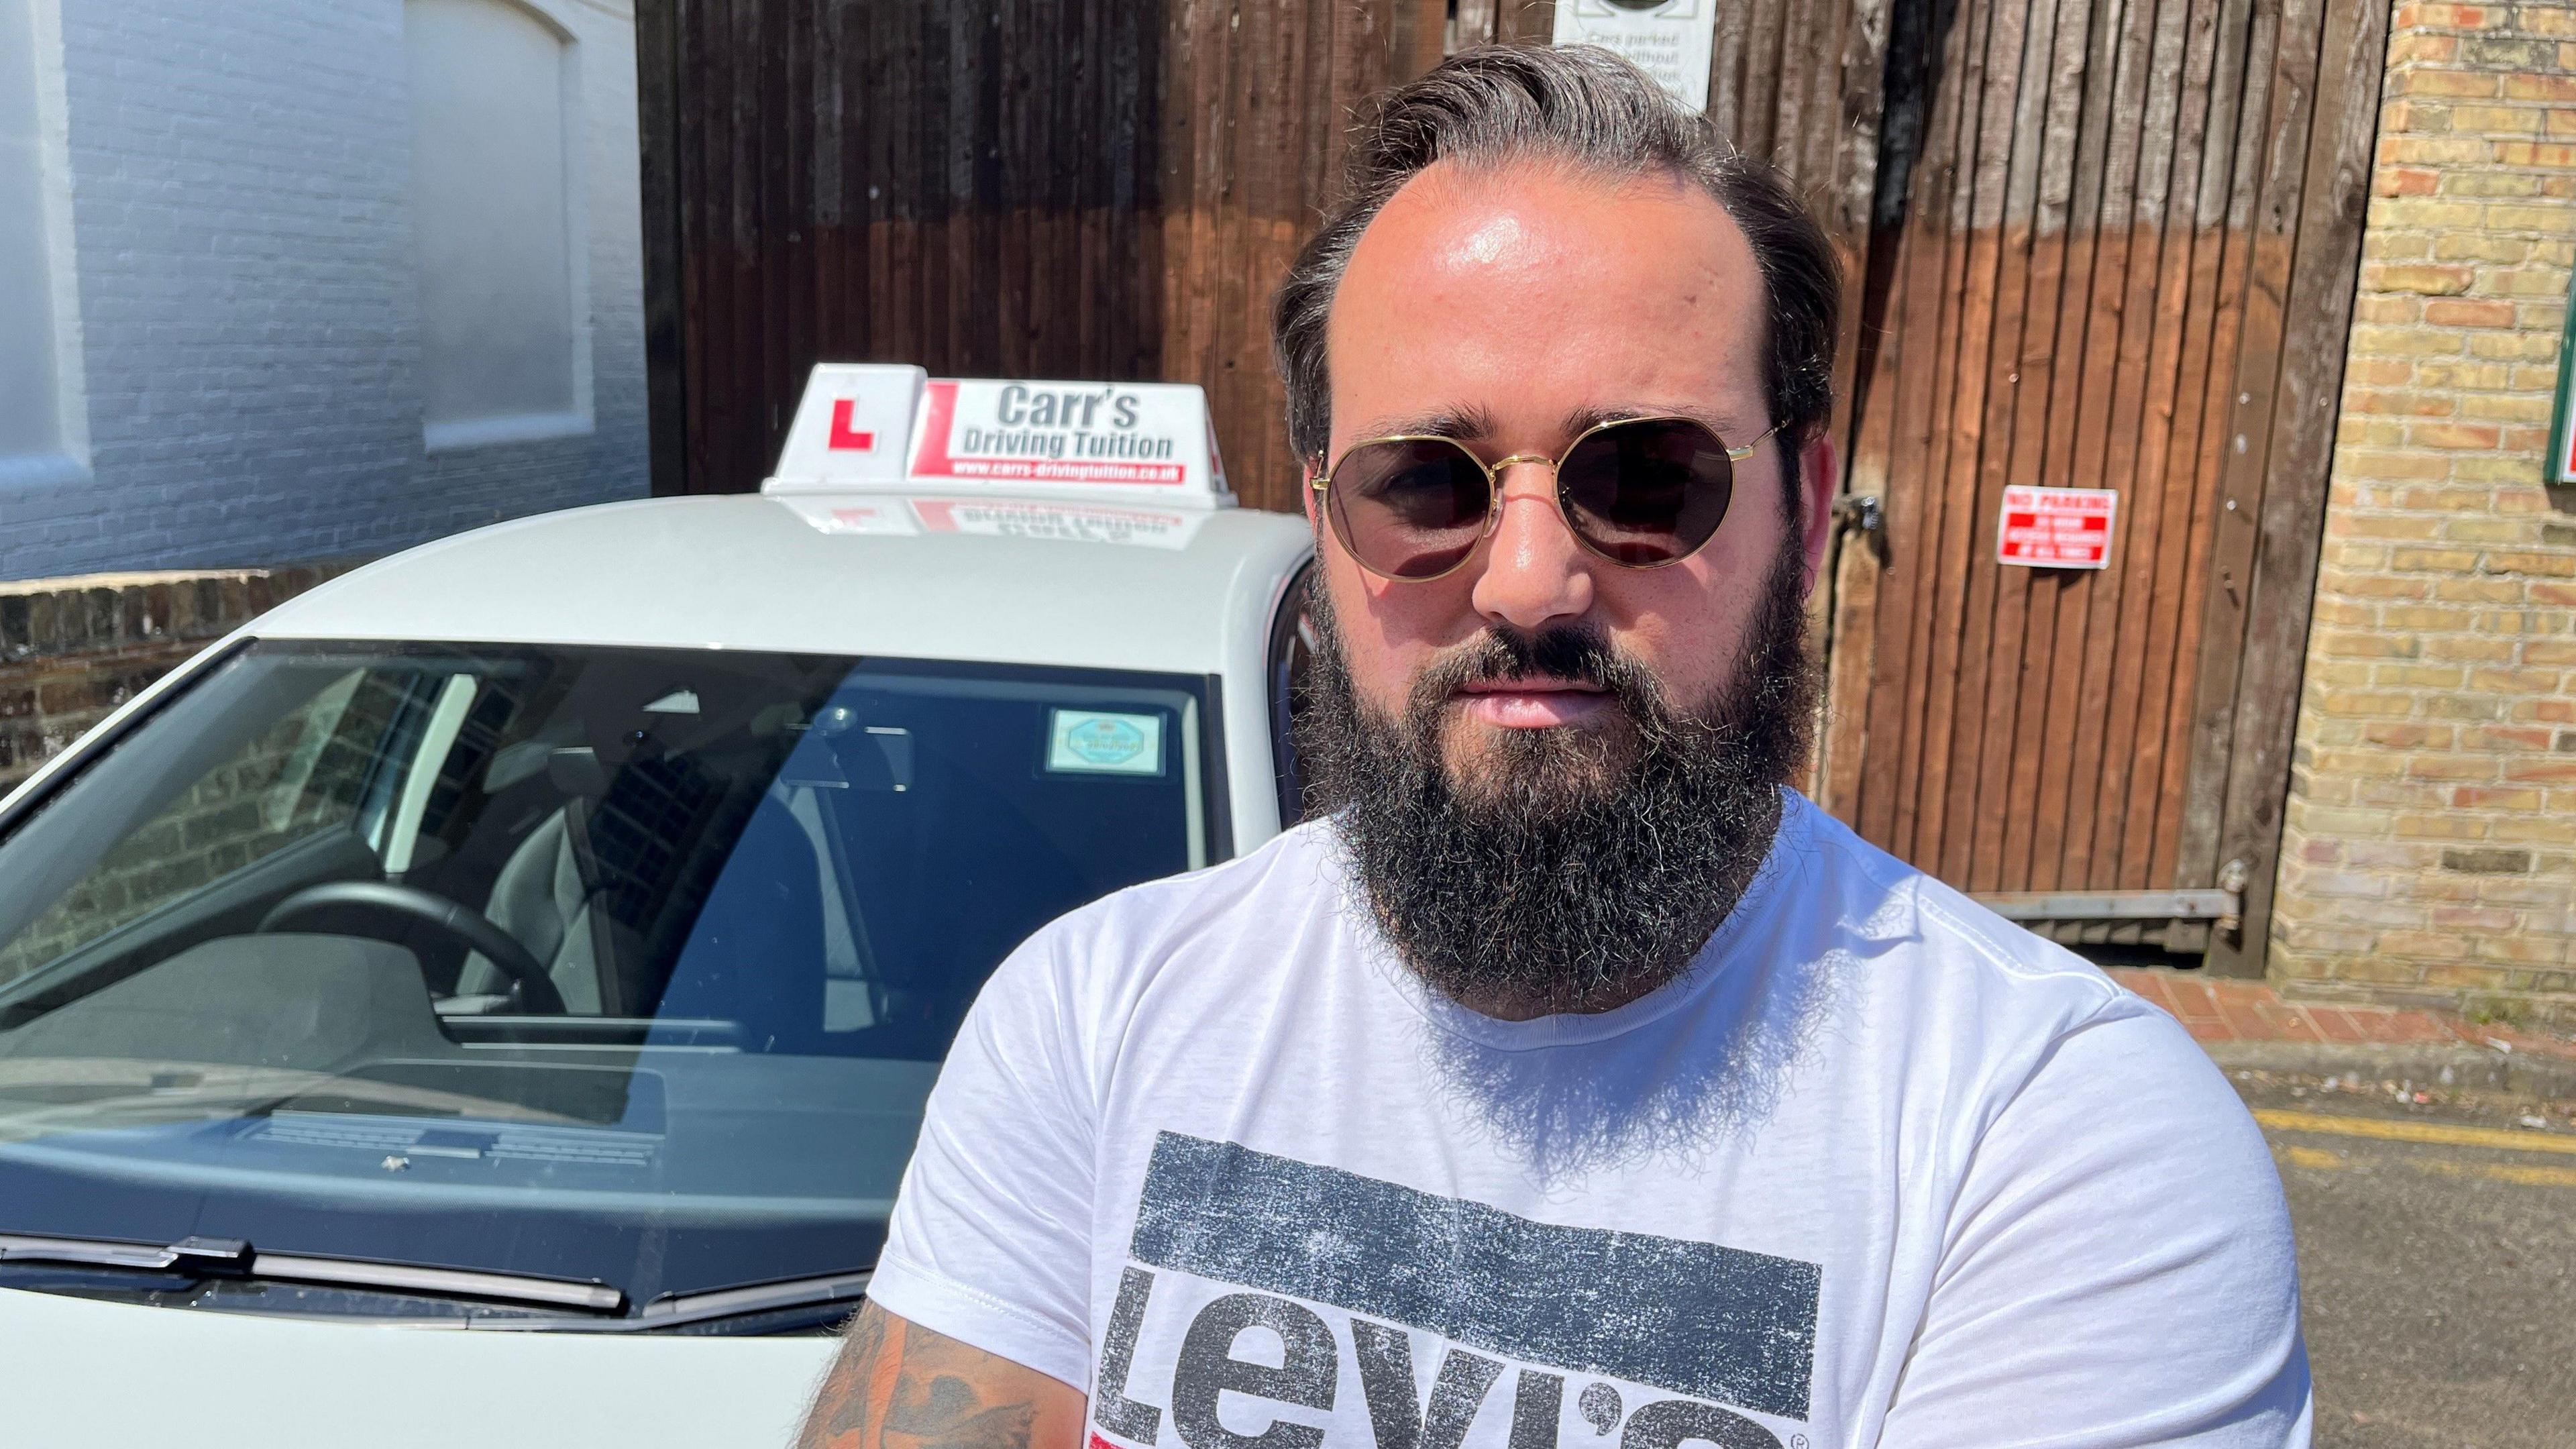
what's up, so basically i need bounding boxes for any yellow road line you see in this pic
[2410,1157,2576,1189]
[2253,1108,2576,1157]
[2278,1145,2345,1171]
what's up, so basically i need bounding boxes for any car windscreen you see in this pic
[0,639,1219,1326]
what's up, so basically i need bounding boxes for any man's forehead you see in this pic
[1324,158,1769,438]
[1343,159,1757,292]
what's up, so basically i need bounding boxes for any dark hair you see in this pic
[1272,44,1841,493]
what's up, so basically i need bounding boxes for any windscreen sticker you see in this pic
[1047,710,1165,776]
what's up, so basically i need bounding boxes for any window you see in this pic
[0,641,1222,1320]
[404,0,586,451]
[0,0,81,486]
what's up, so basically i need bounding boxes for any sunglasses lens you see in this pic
[1557,418,1736,566]
[1327,439,1491,580]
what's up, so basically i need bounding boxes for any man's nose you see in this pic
[1467,460,1595,631]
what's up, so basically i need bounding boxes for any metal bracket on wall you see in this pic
[1831,491,1886,561]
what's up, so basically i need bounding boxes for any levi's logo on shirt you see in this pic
[1091,1134,1821,1449]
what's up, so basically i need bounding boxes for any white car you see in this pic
[0,368,1315,1446]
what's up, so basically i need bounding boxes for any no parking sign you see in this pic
[1996,485,2117,570]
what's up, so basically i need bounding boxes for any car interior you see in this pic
[0,637,1222,1142]
[0,641,1214,1302]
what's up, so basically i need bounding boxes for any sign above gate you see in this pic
[1996,485,2117,570]
[764,364,1232,508]
[1551,1,1720,112]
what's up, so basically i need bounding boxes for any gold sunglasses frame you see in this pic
[1308,414,1784,582]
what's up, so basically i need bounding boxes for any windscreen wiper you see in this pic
[1,1232,870,1332]
[462,1269,874,1333]
[0,1231,625,1313]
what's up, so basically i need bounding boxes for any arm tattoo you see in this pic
[799,1303,1061,1449]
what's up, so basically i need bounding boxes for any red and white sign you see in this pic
[907,378,1228,504]
[765,365,1232,508]
[765,364,926,492]
[1996,484,2117,570]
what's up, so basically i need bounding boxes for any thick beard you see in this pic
[1295,546,1819,1016]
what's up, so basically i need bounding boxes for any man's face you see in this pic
[1311,160,1837,780]
[1296,158,1837,1018]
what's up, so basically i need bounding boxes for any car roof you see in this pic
[252,494,1315,675]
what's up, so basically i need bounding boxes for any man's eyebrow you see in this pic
[1561,402,1750,437]
[1344,405,1499,443]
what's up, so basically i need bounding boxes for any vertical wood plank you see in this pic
[1496,0,1557,46]
[2078,0,2190,889]
[1889,0,1992,864]
[1926,0,2032,880]
[1960,0,2069,892]
[2019,0,2128,885]
[2174,0,2318,895]
[2204,0,2387,973]
[637,0,690,495]
[2143,0,2265,888]
[1992,0,2096,892]
[2051,0,2160,888]
[2112,0,2229,890]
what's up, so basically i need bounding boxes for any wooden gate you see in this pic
[1812,0,2385,967]
[635,0,2379,970]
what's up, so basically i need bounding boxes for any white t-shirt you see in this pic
[869,792,2311,1449]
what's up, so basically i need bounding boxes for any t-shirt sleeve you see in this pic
[865,923,1099,1391]
[1879,1004,2312,1448]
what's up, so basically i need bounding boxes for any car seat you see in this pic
[453,748,641,1014]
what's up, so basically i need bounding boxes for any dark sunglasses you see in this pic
[1309,415,1780,582]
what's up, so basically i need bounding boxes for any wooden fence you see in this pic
[637,0,1893,511]
[637,0,2384,970]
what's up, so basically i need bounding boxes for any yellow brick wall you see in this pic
[2271,1,2576,1026]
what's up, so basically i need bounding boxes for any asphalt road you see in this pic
[2237,1075,2576,1448]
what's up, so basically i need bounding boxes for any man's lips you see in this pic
[1452,677,1612,729]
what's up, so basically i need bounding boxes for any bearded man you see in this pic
[800,45,2308,1449]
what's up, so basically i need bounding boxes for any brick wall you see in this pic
[2270,1,2576,1027]
[0,566,348,794]
[1,0,646,582]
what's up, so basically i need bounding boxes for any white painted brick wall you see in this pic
[1,0,647,580]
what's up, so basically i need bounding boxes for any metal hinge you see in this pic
[1832,492,1886,560]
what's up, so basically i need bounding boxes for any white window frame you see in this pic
[409,0,595,456]
[0,0,89,492]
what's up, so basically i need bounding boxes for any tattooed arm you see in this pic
[798,1302,1089,1449]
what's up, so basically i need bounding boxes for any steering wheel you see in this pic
[258,881,567,1014]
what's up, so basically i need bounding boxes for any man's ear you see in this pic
[1299,458,1323,529]
[1798,428,1839,594]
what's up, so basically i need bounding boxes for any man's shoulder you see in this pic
[1780,794,2155,1040]
[1780,795,2233,1166]
[1020,816,1344,969]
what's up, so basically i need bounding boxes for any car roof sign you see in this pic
[765,363,927,492]
[763,364,1234,509]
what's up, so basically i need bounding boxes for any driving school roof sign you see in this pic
[763,363,1233,507]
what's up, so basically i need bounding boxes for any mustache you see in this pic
[1405,622,1672,736]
